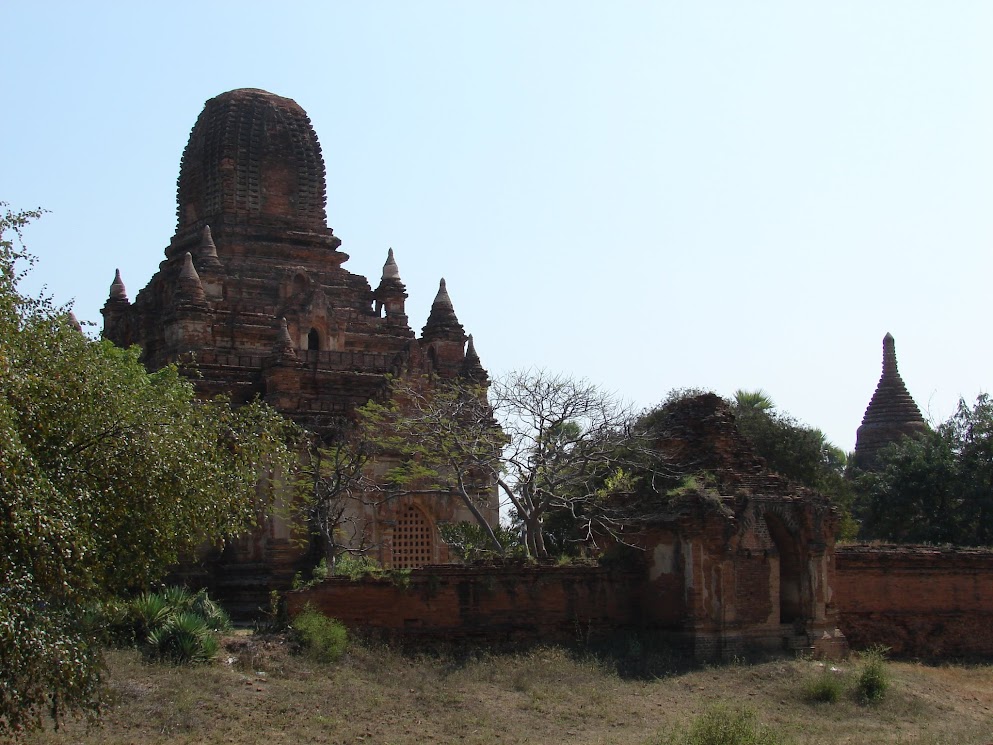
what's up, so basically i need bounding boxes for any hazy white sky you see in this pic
[3,1,991,452]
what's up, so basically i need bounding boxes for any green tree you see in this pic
[358,376,507,553]
[0,204,297,733]
[730,390,856,537]
[852,395,993,546]
[733,388,774,415]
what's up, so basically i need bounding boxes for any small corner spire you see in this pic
[421,277,464,343]
[382,247,401,281]
[179,252,201,282]
[274,317,298,359]
[109,269,128,303]
[176,252,207,303]
[460,333,489,383]
[198,225,222,268]
[465,334,479,362]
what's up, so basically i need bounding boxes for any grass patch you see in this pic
[20,641,993,745]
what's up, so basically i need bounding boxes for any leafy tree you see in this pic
[0,204,297,733]
[852,395,993,546]
[729,389,855,536]
[358,376,507,553]
[733,388,774,415]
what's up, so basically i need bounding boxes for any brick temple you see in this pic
[101,88,497,600]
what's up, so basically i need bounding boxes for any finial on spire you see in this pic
[109,269,128,302]
[882,332,898,377]
[433,277,453,308]
[382,248,401,281]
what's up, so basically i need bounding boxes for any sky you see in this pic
[3,1,992,453]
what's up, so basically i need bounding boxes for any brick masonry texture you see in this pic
[288,564,646,645]
[835,545,993,656]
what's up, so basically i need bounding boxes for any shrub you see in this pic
[855,646,890,703]
[802,666,843,703]
[146,612,220,665]
[332,554,412,586]
[292,605,348,663]
[674,705,789,745]
[334,554,384,580]
[88,586,229,665]
[188,589,233,632]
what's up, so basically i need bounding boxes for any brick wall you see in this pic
[835,545,993,657]
[287,563,647,645]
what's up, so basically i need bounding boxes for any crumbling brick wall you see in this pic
[287,564,647,645]
[835,545,993,657]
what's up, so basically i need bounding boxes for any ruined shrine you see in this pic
[852,333,927,468]
[101,89,497,599]
[293,394,848,660]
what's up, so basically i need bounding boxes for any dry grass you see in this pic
[21,634,993,745]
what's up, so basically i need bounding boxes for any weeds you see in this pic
[665,705,789,745]
[291,604,348,663]
[855,646,890,703]
[801,667,844,703]
[254,589,288,634]
[332,554,412,586]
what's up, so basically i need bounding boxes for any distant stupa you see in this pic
[852,333,927,468]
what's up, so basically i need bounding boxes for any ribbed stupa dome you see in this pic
[853,333,927,467]
[175,88,327,232]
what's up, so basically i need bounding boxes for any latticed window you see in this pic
[392,505,434,569]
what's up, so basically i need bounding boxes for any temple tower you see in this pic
[100,89,497,601]
[853,333,927,468]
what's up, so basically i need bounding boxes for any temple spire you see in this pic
[374,248,409,325]
[853,333,927,468]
